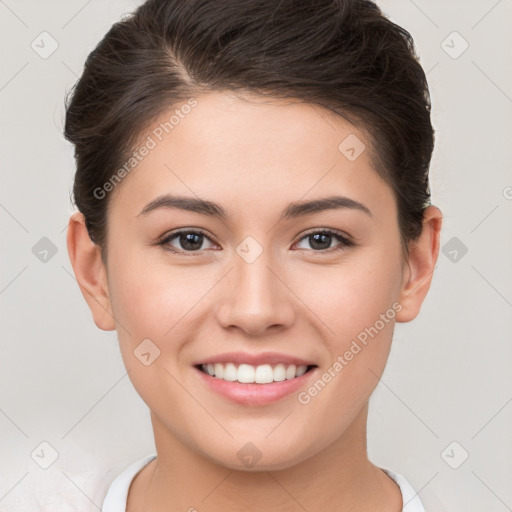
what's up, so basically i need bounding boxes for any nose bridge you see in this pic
[216,237,294,334]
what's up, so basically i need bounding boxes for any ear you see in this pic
[66,212,116,331]
[396,205,443,323]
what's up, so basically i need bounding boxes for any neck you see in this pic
[128,403,402,512]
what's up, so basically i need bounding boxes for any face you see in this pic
[96,92,410,470]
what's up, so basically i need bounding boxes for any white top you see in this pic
[101,454,426,512]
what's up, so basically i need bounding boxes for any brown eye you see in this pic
[294,230,355,252]
[159,230,217,253]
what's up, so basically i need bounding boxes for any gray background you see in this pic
[1,0,511,510]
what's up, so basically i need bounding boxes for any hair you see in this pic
[64,0,434,259]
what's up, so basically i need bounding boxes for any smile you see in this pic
[198,362,316,384]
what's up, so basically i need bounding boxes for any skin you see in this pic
[67,91,442,512]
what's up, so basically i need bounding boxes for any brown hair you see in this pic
[64,0,434,257]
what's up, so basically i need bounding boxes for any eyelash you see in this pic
[157,228,356,255]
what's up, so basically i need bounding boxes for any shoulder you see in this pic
[381,466,426,512]
[102,454,157,512]
[380,465,450,512]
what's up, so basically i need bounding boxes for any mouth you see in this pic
[195,362,318,384]
[195,362,317,384]
[194,362,319,406]
[192,351,319,405]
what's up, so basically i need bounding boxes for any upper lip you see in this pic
[194,351,317,367]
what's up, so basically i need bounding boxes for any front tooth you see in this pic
[223,362,238,381]
[254,364,274,384]
[273,363,286,382]
[296,365,307,377]
[237,363,255,383]
[285,364,297,380]
[206,362,310,382]
[214,363,224,379]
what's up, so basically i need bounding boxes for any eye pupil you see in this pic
[309,233,331,250]
[180,232,203,251]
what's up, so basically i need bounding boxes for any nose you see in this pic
[215,248,296,336]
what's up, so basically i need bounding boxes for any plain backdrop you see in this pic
[1,1,511,510]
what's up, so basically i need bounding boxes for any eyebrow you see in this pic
[137,194,372,220]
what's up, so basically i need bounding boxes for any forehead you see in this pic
[109,91,395,221]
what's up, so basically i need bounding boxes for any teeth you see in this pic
[273,363,286,381]
[200,362,310,383]
[214,363,224,379]
[224,363,238,381]
[296,365,308,377]
[285,364,296,380]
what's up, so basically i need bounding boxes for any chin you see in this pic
[196,436,316,473]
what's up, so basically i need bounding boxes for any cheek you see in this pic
[107,251,202,338]
[105,255,200,411]
[298,244,403,412]
[305,250,402,344]
[293,253,402,437]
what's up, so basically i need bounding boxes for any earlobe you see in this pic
[396,205,443,323]
[66,212,116,331]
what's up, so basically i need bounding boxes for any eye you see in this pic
[293,229,355,252]
[158,229,218,254]
[158,228,355,255]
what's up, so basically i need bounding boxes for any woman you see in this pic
[65,0,443,510]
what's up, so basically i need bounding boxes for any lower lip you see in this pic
[194,366,317,406]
